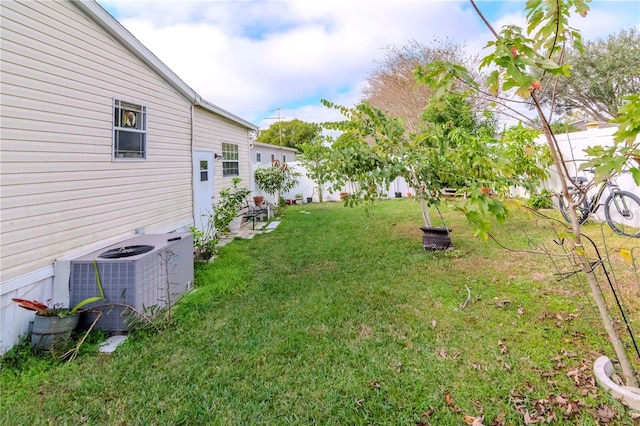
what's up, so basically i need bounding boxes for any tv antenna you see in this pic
[264,108,286,146]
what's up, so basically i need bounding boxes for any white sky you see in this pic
[98,0,640,130]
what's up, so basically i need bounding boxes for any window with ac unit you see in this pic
[113,99,147,160]
[222,143,239,177]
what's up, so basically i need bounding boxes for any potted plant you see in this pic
[322,96,516,249]
[254,160,300,215]
[13,272,105,350]
[253,195,265,207]
[298,137,332,204]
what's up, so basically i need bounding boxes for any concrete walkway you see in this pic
[217,219,280,248]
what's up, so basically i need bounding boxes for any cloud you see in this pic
[98,0,637,128]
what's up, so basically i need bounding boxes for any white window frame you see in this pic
[199,160,209,182]
[113,99,147,160]
[222,142,239,177]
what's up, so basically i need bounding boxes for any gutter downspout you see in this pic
[190,104,196,228]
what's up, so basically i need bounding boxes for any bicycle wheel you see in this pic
[557,194,589,224]
[604,190,640,237]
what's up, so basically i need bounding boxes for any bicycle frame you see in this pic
[560,170,640,237]
[571,173,620,216]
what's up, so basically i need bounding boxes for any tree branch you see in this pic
[470,0,498,38]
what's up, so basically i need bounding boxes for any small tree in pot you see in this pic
[254,160,300,214]
[298,136,332,203]
[322,97,545,248]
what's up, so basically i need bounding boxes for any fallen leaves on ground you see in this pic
[463,415,485,425]
[445,391,462,412]
[537,311,579,328]
[416,407,434,426]
[491,412,506,426]
[509,355,618,423]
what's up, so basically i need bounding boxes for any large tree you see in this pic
[361,38,481,134]
[536,26,640,121]
[256,119,321,151]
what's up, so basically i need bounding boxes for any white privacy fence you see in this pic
[279,162,414,203]
[542,126,638,196]
[251,125,638,205]
[250,160,414,204]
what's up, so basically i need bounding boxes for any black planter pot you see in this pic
[394,192,402,198]
[420,226,452,251]
[306,197,312,203]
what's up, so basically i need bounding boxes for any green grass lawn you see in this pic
[2,199,638,425]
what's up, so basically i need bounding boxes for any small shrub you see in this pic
[527,189,553,210]
[190,225,217,260]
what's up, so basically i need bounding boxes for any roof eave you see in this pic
[71,0,257,131]
[252,141,298,153]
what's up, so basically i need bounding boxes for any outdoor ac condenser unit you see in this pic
[69,233,194,331]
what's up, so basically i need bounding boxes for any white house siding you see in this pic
[0,1,195,352]
[251,142,297,167]
[193,106,251,200]
[250,142,298,202]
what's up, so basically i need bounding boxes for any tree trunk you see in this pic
[538,109,638,387]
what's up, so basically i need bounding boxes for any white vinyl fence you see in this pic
[252,125,638,208]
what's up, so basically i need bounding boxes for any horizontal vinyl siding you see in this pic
[193,106,251,197]
[0,0,193,282]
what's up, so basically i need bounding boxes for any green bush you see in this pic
[527,189,553,210]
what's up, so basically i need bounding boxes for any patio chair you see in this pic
[242,199,269,230]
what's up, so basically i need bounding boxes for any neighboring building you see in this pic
[251,141,298,167]
[0,0,257,353]
[568,119,617,132]
[250,142,298,202]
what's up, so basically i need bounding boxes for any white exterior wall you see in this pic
[250,142,298,202]
[251,142,297,167]
[0,1,253,353]
[194,107,251,200]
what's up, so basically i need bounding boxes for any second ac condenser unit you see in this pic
[69,233,193,331]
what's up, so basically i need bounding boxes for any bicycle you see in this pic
[557,169,640,237]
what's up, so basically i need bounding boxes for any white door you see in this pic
[193,151,214,231]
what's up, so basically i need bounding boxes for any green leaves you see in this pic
[69,260,106,314]
[321,93,515,234]
[255,118,321,151]
[254,161,300,198]
[612,95,640,145]
[213,178,253,231]
[582,95,640,185]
